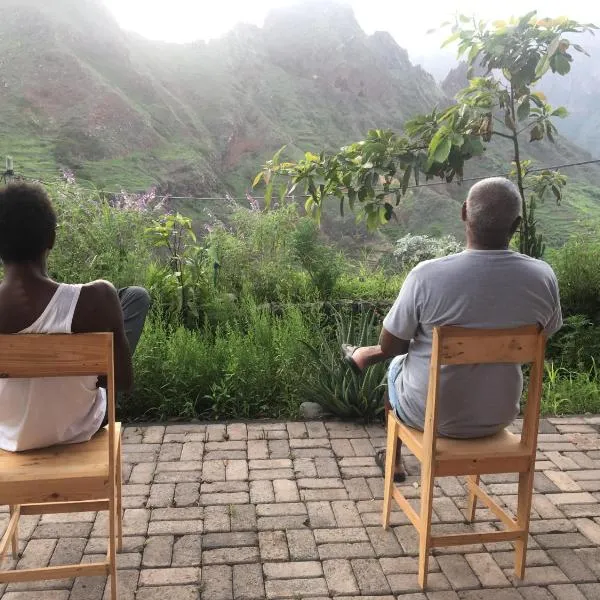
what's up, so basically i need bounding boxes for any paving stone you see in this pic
[202,532,258,549]
[579,583,600,600]
[365,525,403,557]
[306,422,328,438]
[174,483,199,507]
[318,542,375,560]
[250,469,294,481]
[273,479,300,502]
[547,549,597,583]
[518,586,556,600]
[574,518,600,544]
[202,546,260,565]
[535,533,594,549]
[147,483,175,508]
[530,519,577,534]
[250,480,275,504]
[386,572,450,593]
[263,561,323,579]
[257,515,309,530]
[545,471,583,492]
[547,493,597,505]
[259,531,289,561]
[248,440,269,460]
[351,558,391,594]
[313,527,369,544]
[151,507,203,521]
[203,505,230,532]
[458,590,523,600]
[306,501,336,527]
[436,555,480,590]
[173,534,202,567]
[491,549,552,569]
[345,477,374,500]
[147,520,203,535]
[2,593,70,600]
[575,547,600,577]
[464,552,510,587]
[286,529,318,560]
[201,565,232,600]
[139,567,199,586]
[233,563,265,600]
[332,500,362,527]
[199,492,249,505]
[257,502,307,517]
[230,504,257,532]
[322,559,359,595]
[505,566,569,586]
[264,577,328,599]
[301,488,349,501]
[548,584,588,600]
[142,535,174,567]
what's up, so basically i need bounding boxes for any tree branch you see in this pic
[492,131,515,140]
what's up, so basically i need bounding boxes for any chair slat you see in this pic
[0,333,112,377]
[438,325,541,365]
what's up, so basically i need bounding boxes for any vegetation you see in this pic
[256,13,597,258]
[35,178,600,422]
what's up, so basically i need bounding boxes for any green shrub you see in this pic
[390,233,463,272]
[126,301,316,421]
[547,315,600,371]
[48,182,153,288]
[541,361,600,415]
[551,234,600,318]
[300,308,387,422]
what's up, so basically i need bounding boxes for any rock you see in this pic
[299,402,324,419]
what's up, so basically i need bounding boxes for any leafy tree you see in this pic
[392,234,463,271]
[255,13,595,257]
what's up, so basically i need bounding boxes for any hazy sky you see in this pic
[103,0,599,58]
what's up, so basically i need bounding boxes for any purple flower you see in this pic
[61,168,76,184]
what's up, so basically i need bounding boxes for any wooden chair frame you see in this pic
[0,333,122,599]
[382,325,546,589]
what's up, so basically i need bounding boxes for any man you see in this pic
[344,177,562,480]
[0,182,150,451]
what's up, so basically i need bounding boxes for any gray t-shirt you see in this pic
[383,250,562,438]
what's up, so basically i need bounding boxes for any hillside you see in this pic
[1,0,600,247]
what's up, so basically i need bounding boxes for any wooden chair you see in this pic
[382,325,546,589]
[0,333,122,600]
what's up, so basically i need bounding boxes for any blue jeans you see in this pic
[387,354,422,430]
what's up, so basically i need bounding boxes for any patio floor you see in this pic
[1,417,600,600]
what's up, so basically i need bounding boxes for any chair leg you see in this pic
[9,506,18,560]
[116,442,123,552]
[109,488,118,600]
[417,468,435,590]
[466,475,480,523]
[514,469,535,579]
[382,416,398,529]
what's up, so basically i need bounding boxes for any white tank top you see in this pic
[0,284,107,452]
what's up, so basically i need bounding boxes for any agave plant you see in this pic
[301,307,388,422]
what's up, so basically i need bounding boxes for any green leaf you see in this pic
[271,145,287,166]
[552,53,571,75]
[551,106,568,118]
[517,99,531,121]
[432,136,452,164]
[252,171,263,188]
[572,43,590,56]
[535,55,551,79]
[264,180,273,209]
[441,31,461,49]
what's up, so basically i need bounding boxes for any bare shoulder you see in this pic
[73,280,120,333]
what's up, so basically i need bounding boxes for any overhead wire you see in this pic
[12,157,600,202]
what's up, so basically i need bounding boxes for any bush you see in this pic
[550,234,600,319]
[542,361,600,415]
[391,233,463,272]
[126,301,317,421]
[48,182,154,288]
[300,308,387,422]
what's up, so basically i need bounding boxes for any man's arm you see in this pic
[72,281,134,392]
[379,327,410,357]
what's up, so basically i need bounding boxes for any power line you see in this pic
[15,157,600,202]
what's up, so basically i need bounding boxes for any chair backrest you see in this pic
[423,325,546,454]
[0,333,116,467]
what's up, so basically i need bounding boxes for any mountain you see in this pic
[1,0,600,247]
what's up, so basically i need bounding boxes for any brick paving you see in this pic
[1,416,600,599]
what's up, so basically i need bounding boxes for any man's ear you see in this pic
[510,216,522,236]
[48,229,56,250]
[461,201,467,222]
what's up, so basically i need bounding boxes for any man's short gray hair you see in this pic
[466,177,522,245]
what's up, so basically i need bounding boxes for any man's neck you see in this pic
[2,261,49,285]
[466,238,509,251]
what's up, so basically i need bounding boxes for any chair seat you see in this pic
[0,424,121,504]
[396,417,530,475]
